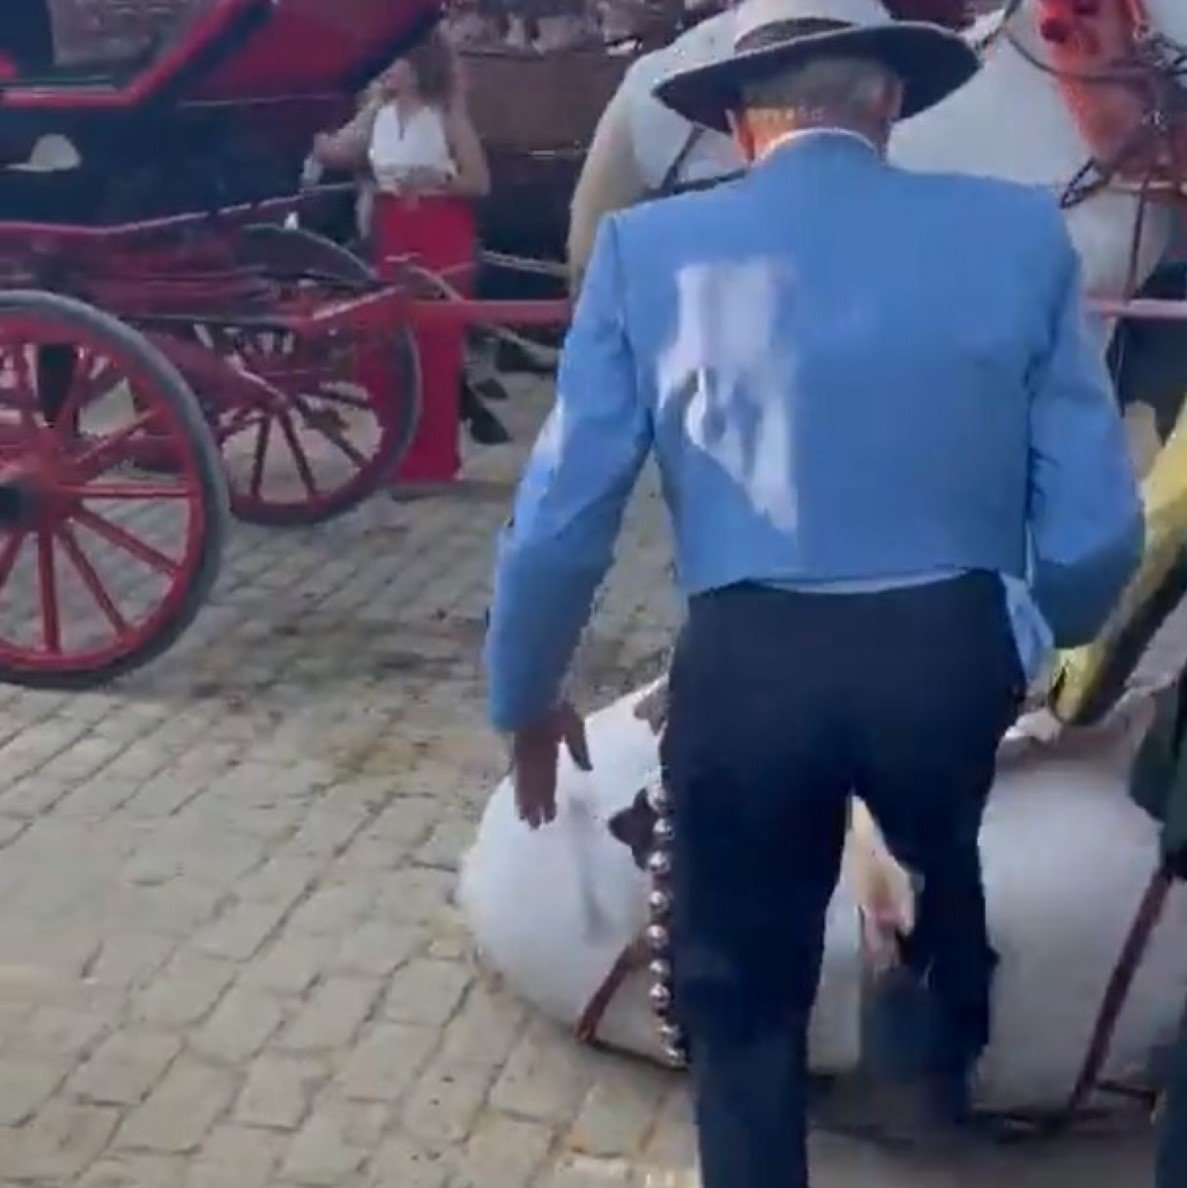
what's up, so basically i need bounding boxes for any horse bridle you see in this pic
[974,0,1187,313]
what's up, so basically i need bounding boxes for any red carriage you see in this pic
[0,0,566,688]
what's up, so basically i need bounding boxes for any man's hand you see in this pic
[511,700,592,829]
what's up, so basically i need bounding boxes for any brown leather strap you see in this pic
[656,124,706,196]
[1065,863,1175,1115]
[575,940,642,1044]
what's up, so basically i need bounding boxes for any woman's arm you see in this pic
[313,95,383,172]
[444,101,491,198]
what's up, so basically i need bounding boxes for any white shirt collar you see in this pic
[760,127,879,160]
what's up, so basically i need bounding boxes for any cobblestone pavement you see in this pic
[0,378,1157,1186]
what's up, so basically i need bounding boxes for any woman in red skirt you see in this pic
[313,30,491,489]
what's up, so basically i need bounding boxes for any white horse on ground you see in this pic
[460,678,1187,1111]
[462,0,1187,1114]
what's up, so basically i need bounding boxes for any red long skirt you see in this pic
[371,192,476,485]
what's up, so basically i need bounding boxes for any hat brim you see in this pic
[652,23,980,133]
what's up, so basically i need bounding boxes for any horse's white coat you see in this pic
[460,680,1187,1108]
[457,679,865,1072]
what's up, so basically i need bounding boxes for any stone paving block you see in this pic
[85,932,177,991]
[241,933,335,996]
[568,1061,672,1158]
[435,979,527,1074]
[640,1086,696,1170]
[365,1133,454,1188]
[191,899,290,963]
[134,952,236,1028]
[454,1110,555,1188]
[334,1021,437,1103]
[13,1004,110,1057]
[191,985,286,1064]
[287,884,377,937]
[236,1053,327,1131]
[0,1055,71,1125]
[186,1124,286,1188]
[0,1101,120,1181]
[414,817,475,871]
[372,867,456,927]
[114,1057,237,1154]
[114,882,226,938]
[400,1055,495,1146]
[278,1097,386,1186]
[538,1154,636,1188]
[489,1022,594,1128]
[234,856,322,908]
[278,976,383,1052]
[68,1029,183,1108]
[331,921,423,978]
[0,814,25,846]
[77,1152,188,1188]
[382,958,471,1029]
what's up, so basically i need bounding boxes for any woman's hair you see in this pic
[404,28,460,105]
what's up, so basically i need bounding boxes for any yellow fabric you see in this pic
[1051,395,1187,722]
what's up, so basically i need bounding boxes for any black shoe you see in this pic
[461,388,512,445]
[496,336,554,376]
[470,374,510,403]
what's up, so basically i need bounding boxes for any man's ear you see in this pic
[727,110,757,163]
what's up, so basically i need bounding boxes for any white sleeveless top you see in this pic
[368,102,457,189]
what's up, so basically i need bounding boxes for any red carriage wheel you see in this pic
[0,291,227,688]
[191,317,421,526]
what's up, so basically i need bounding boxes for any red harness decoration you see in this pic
[1032,0,1187,208]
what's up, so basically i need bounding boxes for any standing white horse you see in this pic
[568,0,1185,301]
[461,0,1187,1115]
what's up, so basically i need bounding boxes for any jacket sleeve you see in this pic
[1027,211,1145,648]
[484,217,652,732]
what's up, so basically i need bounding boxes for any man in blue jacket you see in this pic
[483,0,1145,1183]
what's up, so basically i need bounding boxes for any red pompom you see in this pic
[1039,14,1074,42]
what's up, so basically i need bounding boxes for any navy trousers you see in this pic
[1157,1020,1187,1188]
[661,575,1023,1188]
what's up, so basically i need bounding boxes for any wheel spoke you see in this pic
[36,529,61,653]
[0,528,28,589]
[61,481,192,500]
[215,407,268,444]
[274,409,319,498]
[5,346,39,431]
[249,415,272,499]
[302,387,373,411]
[290,394,368,471]
[48,346,108,436]
[56,523,128,634]
[73,507,179,577]
[72,411,164,479]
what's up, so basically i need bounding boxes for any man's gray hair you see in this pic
[740,56,900,121]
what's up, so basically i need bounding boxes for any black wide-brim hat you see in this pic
[653,0,981,133]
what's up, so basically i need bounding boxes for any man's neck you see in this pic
[750,116,888,160]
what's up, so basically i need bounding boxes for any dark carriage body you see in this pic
[0,0,439,224]
[462,43,638,260]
